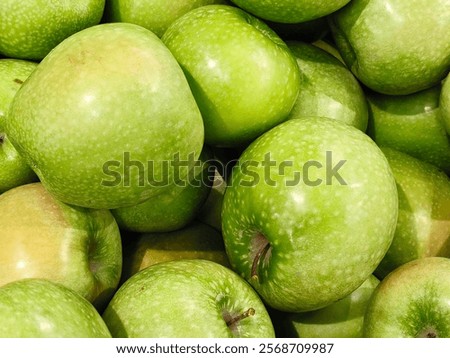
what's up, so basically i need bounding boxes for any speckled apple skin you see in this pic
[287,42,368,132]
[112,149,212,233]
[0,183,122,309]
[280,275,379,338]
[375,148,450,279]
[0,59,37,129]
[364,257,450,337]
[103,259,275,338]
[329,0,450,95]
[0,0,105,60]
[231,0,350,23]
[222,117,398,312]
[7,23,204,209]
[162,5,300,147]
[0,59,38,193]
[367,85,450,174]
[0,137,37,194]
[0,279,111,338]
[105,0,228,38]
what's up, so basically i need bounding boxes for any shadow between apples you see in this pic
[374,183,419,279]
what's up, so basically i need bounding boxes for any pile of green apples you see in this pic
[0,0,449,339]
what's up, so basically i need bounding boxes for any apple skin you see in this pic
[230,0,350,23]
[222,117,398,312]
[0,183,122,310]
[441,74,450,135]
[121,221,230,282]
[0,0,105,60]
[329,0,450,95]
[367,85,450,174]
[111,148,213,233]
[0,137,37,194]
[276,275,379,338]
[0,59,37,127]
[0,59,38,194]
[0,279,111,338]
[6,23,204,209]
[104,0,228,37]
[374,148,450,279]
[364,257,450,338]
[311,39,345,64]
[286,41,368,131]
[162,5,300,147]
[103,259,275,337]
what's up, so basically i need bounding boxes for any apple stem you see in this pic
[251,241,271,282]
[0,134,4,144]
[226,308,256,327]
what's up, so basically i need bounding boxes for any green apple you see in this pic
[0,0,105,60]
[277,275,379,338]
[121,221,230,282]
[222,117,398,312]
[111,148,213,233]
[287,41,368,131]
[196,168,227,231]
[0,59,37,127]
[7,23,204,209]
[104,0,228,37]
[311,39,345,64]
[0,59,38,194]
[162,5,300,147]
[0,183,122,309]
[230,0,350,23]
[329,0,450,95]
[364,257,450,338]
[103,259,275,337]
[0,136,37,194]
[441,74,450,135]
[374,148,450,279]
[0,279,111,338]
[367,85,450,174]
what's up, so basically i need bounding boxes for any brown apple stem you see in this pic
[14,78,24,85]
[226,308,256,327]
[251,241,271,282]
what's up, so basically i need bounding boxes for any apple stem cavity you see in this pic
[417,327,438,338]
[87,238,100,275]
[250,232,271,283]
[226,308,256,328]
